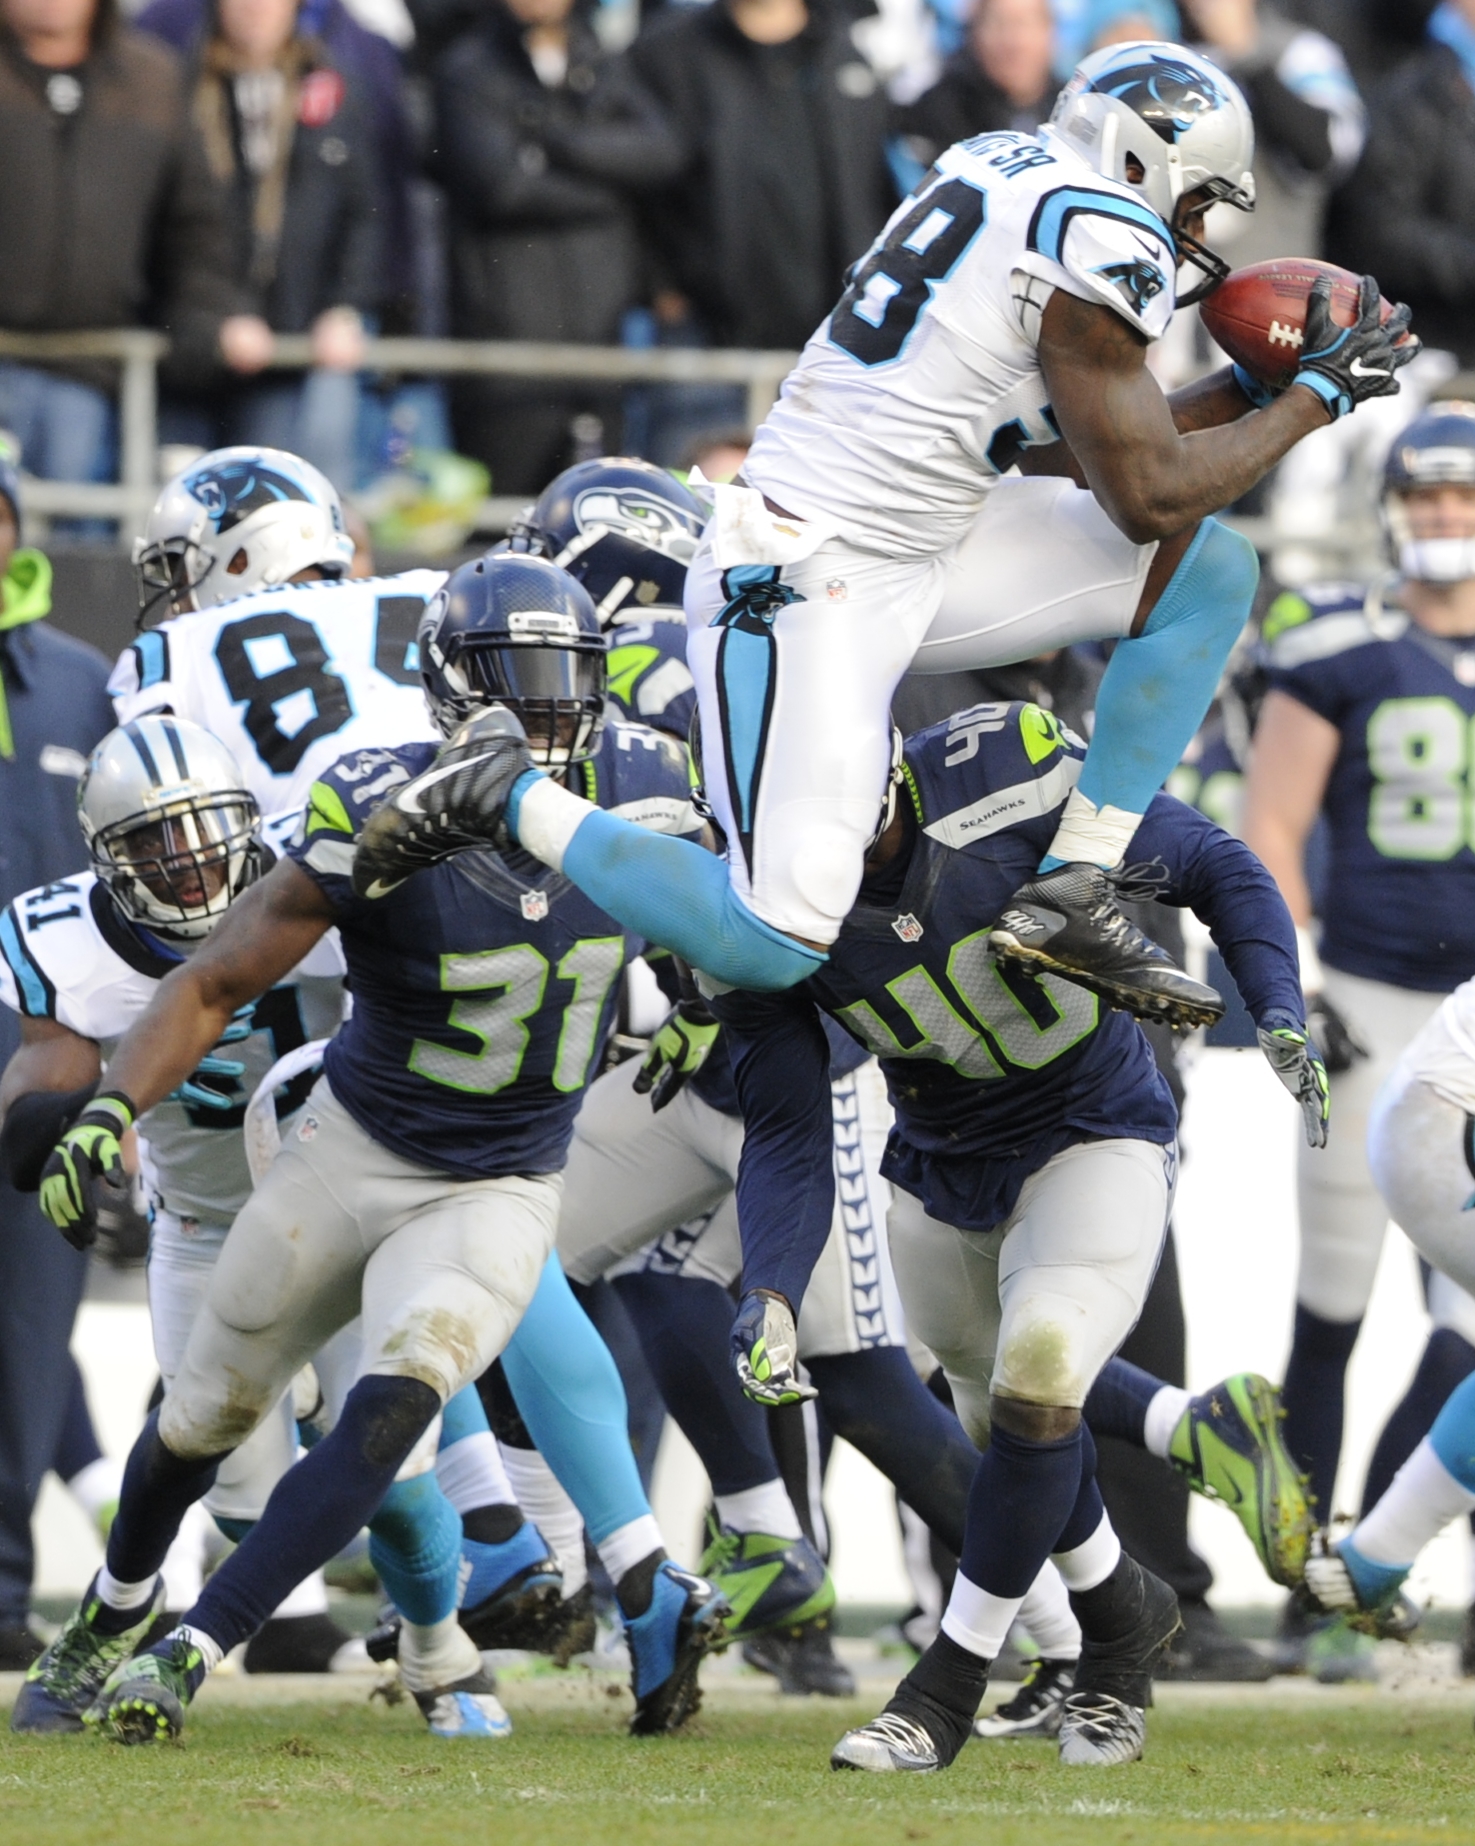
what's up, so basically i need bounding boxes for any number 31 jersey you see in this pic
[745,129,1176,559]
[1266,583,1475,992]
[108,571,444,817]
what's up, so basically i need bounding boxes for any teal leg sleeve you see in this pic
[1070,517,1259,826]
[368,1473,463,1626]
[1429,1372,1475,1492]
[439,1383,489,1450]
[502,1255,651,1546]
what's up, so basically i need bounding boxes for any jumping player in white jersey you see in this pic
[351,42,1417,1069]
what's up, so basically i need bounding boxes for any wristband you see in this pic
[1232,363,1277,410]
[90,1089,138,1134]
[1292,370,1346,420]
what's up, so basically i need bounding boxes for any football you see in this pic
[1200,258,1394,390]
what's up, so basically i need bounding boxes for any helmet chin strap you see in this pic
[1401,537,1475,586]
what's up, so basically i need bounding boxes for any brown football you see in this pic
[1200,258,1394,391]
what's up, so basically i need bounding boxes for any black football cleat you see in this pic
[990,863,1224,1030]
[1059,1554,1182,1766]
[351,706,535,899]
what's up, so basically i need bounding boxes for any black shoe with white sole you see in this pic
[833,1633,985,1773]
[974,1656,1075,1739]
[990,863,1224,1030]
[1059,1555,1182,1767]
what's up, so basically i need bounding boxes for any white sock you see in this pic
[515,776,593,871]
[940,1571,1023,1660]
[67,1457,122,1529]
[1016,1563,1081,1661]
[597,1514,665,1587]
[1143,1385,1192,1461]
[397,1614,480,1693]
[714,1479,803,1540]
[436,1432,515,1517]
[1355,1438,1475,1568]
[1053,1511,1122,1592]
[176,1624,224,1674]
[269,1569,330,1619]
[499,1444,587,1595]
[96,1564,157,1613]
[1046,788,1142,869]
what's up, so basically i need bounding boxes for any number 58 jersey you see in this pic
[109,571,444,817]
[745,129,1176,560]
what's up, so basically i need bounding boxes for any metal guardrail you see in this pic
[0,329,797,546]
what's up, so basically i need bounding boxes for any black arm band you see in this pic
[0,1083,100,1192]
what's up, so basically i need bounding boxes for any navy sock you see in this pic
[1083,1358,1162,1447]
[1281,1305,1362,1516]
[959,1420,1084,1599]
[183,1376,439,1654]
[104,1409,225,1589]
[807,1348,976,1555]
[613,1272,780,1498]
[1362,1327,1475,1517]
[1054,1424,1106,1554]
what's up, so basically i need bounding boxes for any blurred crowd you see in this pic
[0,0,1469,503]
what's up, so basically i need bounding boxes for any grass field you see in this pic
[5,1667,1475,1846]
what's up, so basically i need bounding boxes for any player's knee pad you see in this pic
[1141,517,1259,644]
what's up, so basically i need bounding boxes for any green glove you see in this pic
[39,1091,135,1249]
[1258,1024,1330,1150]
[633,997,720,1112]
[732,1290,817,1407]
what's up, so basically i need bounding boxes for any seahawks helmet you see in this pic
[133,446,354,624]
[419,552,608,767]
[513,458,705,625]
[1050,42,1255,303]
[78,717,265,943]
[1384,401,1475,586]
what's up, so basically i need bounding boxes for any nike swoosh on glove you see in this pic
[732,1290,817,1406]
[1293,274,1419,421]
[39,1090,136,1249]
[1257,1018,1330,1148]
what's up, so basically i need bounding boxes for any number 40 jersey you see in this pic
[745,129,1176,559]
[109,571,444,817]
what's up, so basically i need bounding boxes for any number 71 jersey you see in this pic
[746,129,1177,558]
[108,571,444,816]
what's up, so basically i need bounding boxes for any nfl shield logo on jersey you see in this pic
[521,890,550,922]
[892,913,923,943]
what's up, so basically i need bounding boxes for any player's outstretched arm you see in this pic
[1019,365,1258,486]
[1040,289,1372,543]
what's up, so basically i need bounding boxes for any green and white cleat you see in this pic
[1169,1373,1312,1587]
[10,1575,164,1735]
[88,1630,210,1745]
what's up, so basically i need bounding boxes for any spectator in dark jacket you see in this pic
[161,0,383,487]
[0,0,244,494]
[1327,1,1475,366]
[432,0,681,494]
[898,0,1058,174]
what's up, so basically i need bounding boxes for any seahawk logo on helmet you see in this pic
[78,716,266,942]
[1384,400,1475,587]
[132,445,354,624]
[1050,41,1255,305]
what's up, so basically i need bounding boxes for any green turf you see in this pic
[5,1689,1475,1846]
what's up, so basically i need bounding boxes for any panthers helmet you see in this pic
[1384,400,1475,586]
[513,457,705,625]
[1049,42,1255,303]
[79,716,265,943]
[133,446,354,624]
[419,552,608,767]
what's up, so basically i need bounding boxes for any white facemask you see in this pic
[1401,537,1475,585]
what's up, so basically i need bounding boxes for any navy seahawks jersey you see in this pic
[605,613,695,742]
[715,701,1303,1307]
[290,720,700,1178]
[1266,583,1475,992]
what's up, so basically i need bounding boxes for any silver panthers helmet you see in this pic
[133,446,354,623]
[1050,42,1255,303]
[78,717,265,942]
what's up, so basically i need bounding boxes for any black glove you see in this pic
[1305,990,1368,1077]
[1293,275,1418,421]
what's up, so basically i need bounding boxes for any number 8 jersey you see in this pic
[108,571,444,817]
[1265,582,1475,991]
[744,129,1176,559]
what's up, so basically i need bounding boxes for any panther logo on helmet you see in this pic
[1086,56,1225,144]
[183,460,325,534]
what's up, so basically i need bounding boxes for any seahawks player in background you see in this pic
[27,560,727,1745]
[3,718,581,1737]
[351,42,1418,1119]
[708,700,1325,1771]
[1242,401,1475,1673]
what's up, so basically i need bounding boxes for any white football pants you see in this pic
[1369,1072,1475,1336]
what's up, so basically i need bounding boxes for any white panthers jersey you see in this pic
[108,571,443,817]
[745,130,1177,558]
[1395,978,1475,1117]
[0,859,345,1226]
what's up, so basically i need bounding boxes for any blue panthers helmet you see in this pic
[419,552,608,766]
[514,457,705,625]
[1384,400,1475,585]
